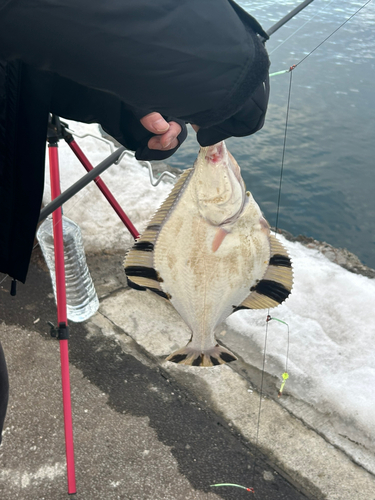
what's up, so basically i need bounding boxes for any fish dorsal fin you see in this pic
[124,168,193,298]
[147,168,193,229]
[234,234,293,311]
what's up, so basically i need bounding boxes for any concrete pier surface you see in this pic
[0,248,374,500]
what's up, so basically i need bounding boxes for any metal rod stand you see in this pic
[64,129,139,239]
[48,135,77,495]
[42,114,140,495]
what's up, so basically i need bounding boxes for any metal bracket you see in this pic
[65,126,177,187]
[47,321,70,340]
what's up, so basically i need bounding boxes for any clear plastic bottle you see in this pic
[37,215,99,322]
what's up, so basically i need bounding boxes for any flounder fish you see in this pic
[124,141,293,367]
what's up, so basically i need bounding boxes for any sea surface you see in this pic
[169,0,375,269]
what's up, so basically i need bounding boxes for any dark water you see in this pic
[169,0,375,269]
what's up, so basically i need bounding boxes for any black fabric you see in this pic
[0,0,270,283]
[186,25,269,129]
[0,0,269,127]
[0,341,9,445]
[0,62,50,282]
[228,0,269,40]
[197,76,270,146]
[48,74,188,161]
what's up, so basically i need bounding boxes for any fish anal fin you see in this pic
[269,234,289,258]
[235,235,293,311]
[166,344,237,367]
[235,290,281,311]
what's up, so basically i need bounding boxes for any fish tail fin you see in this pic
[166,344,237,367]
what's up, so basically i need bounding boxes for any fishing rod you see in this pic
[266,0,315,37]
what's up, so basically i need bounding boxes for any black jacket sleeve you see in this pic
[0,0,269,139]
[48,74,188,161]
[0,0,270,282]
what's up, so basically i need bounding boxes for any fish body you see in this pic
[125,142,292,366]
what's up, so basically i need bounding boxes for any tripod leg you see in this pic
[68,138,140,240]
[48,141,77,495]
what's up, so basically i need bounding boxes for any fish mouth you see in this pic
[204,143,242,185]
[196,140,247,226]
[204,142,225,164]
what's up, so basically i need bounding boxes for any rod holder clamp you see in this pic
[47,321,70,340]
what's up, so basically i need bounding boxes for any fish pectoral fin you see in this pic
[212,228,229,252]
[166,344,237,367]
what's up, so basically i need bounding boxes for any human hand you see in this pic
[134,111,188,161]
[140,112,182,151]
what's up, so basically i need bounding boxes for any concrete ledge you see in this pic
[99,286,375,500]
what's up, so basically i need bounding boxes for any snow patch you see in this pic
[226,236,375,469]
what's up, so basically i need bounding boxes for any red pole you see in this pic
[69,140,140,240]
[48,142,77,495]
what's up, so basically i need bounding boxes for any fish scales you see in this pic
[124,141,293,367]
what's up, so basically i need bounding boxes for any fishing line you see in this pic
[295,0,373,68]
[247,54,295,497]
[266,315,291,397]
[275,68,294,234]
[211,321,273,495]
[248,312,271,496]
[268,0,335,56]
[264,0,373,401]
[209,38,297,498]
[246,1,373,492]
[270,0,373,75]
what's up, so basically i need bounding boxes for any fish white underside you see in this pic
[154,179,270,352]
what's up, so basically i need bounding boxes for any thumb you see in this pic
[140,112,170,134]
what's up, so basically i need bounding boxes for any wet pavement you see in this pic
[0,251,311,500]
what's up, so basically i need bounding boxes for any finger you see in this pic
[191,124,200,132]
[140,112,170,134]
[148,136,179,151]
[148,121,182,150]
